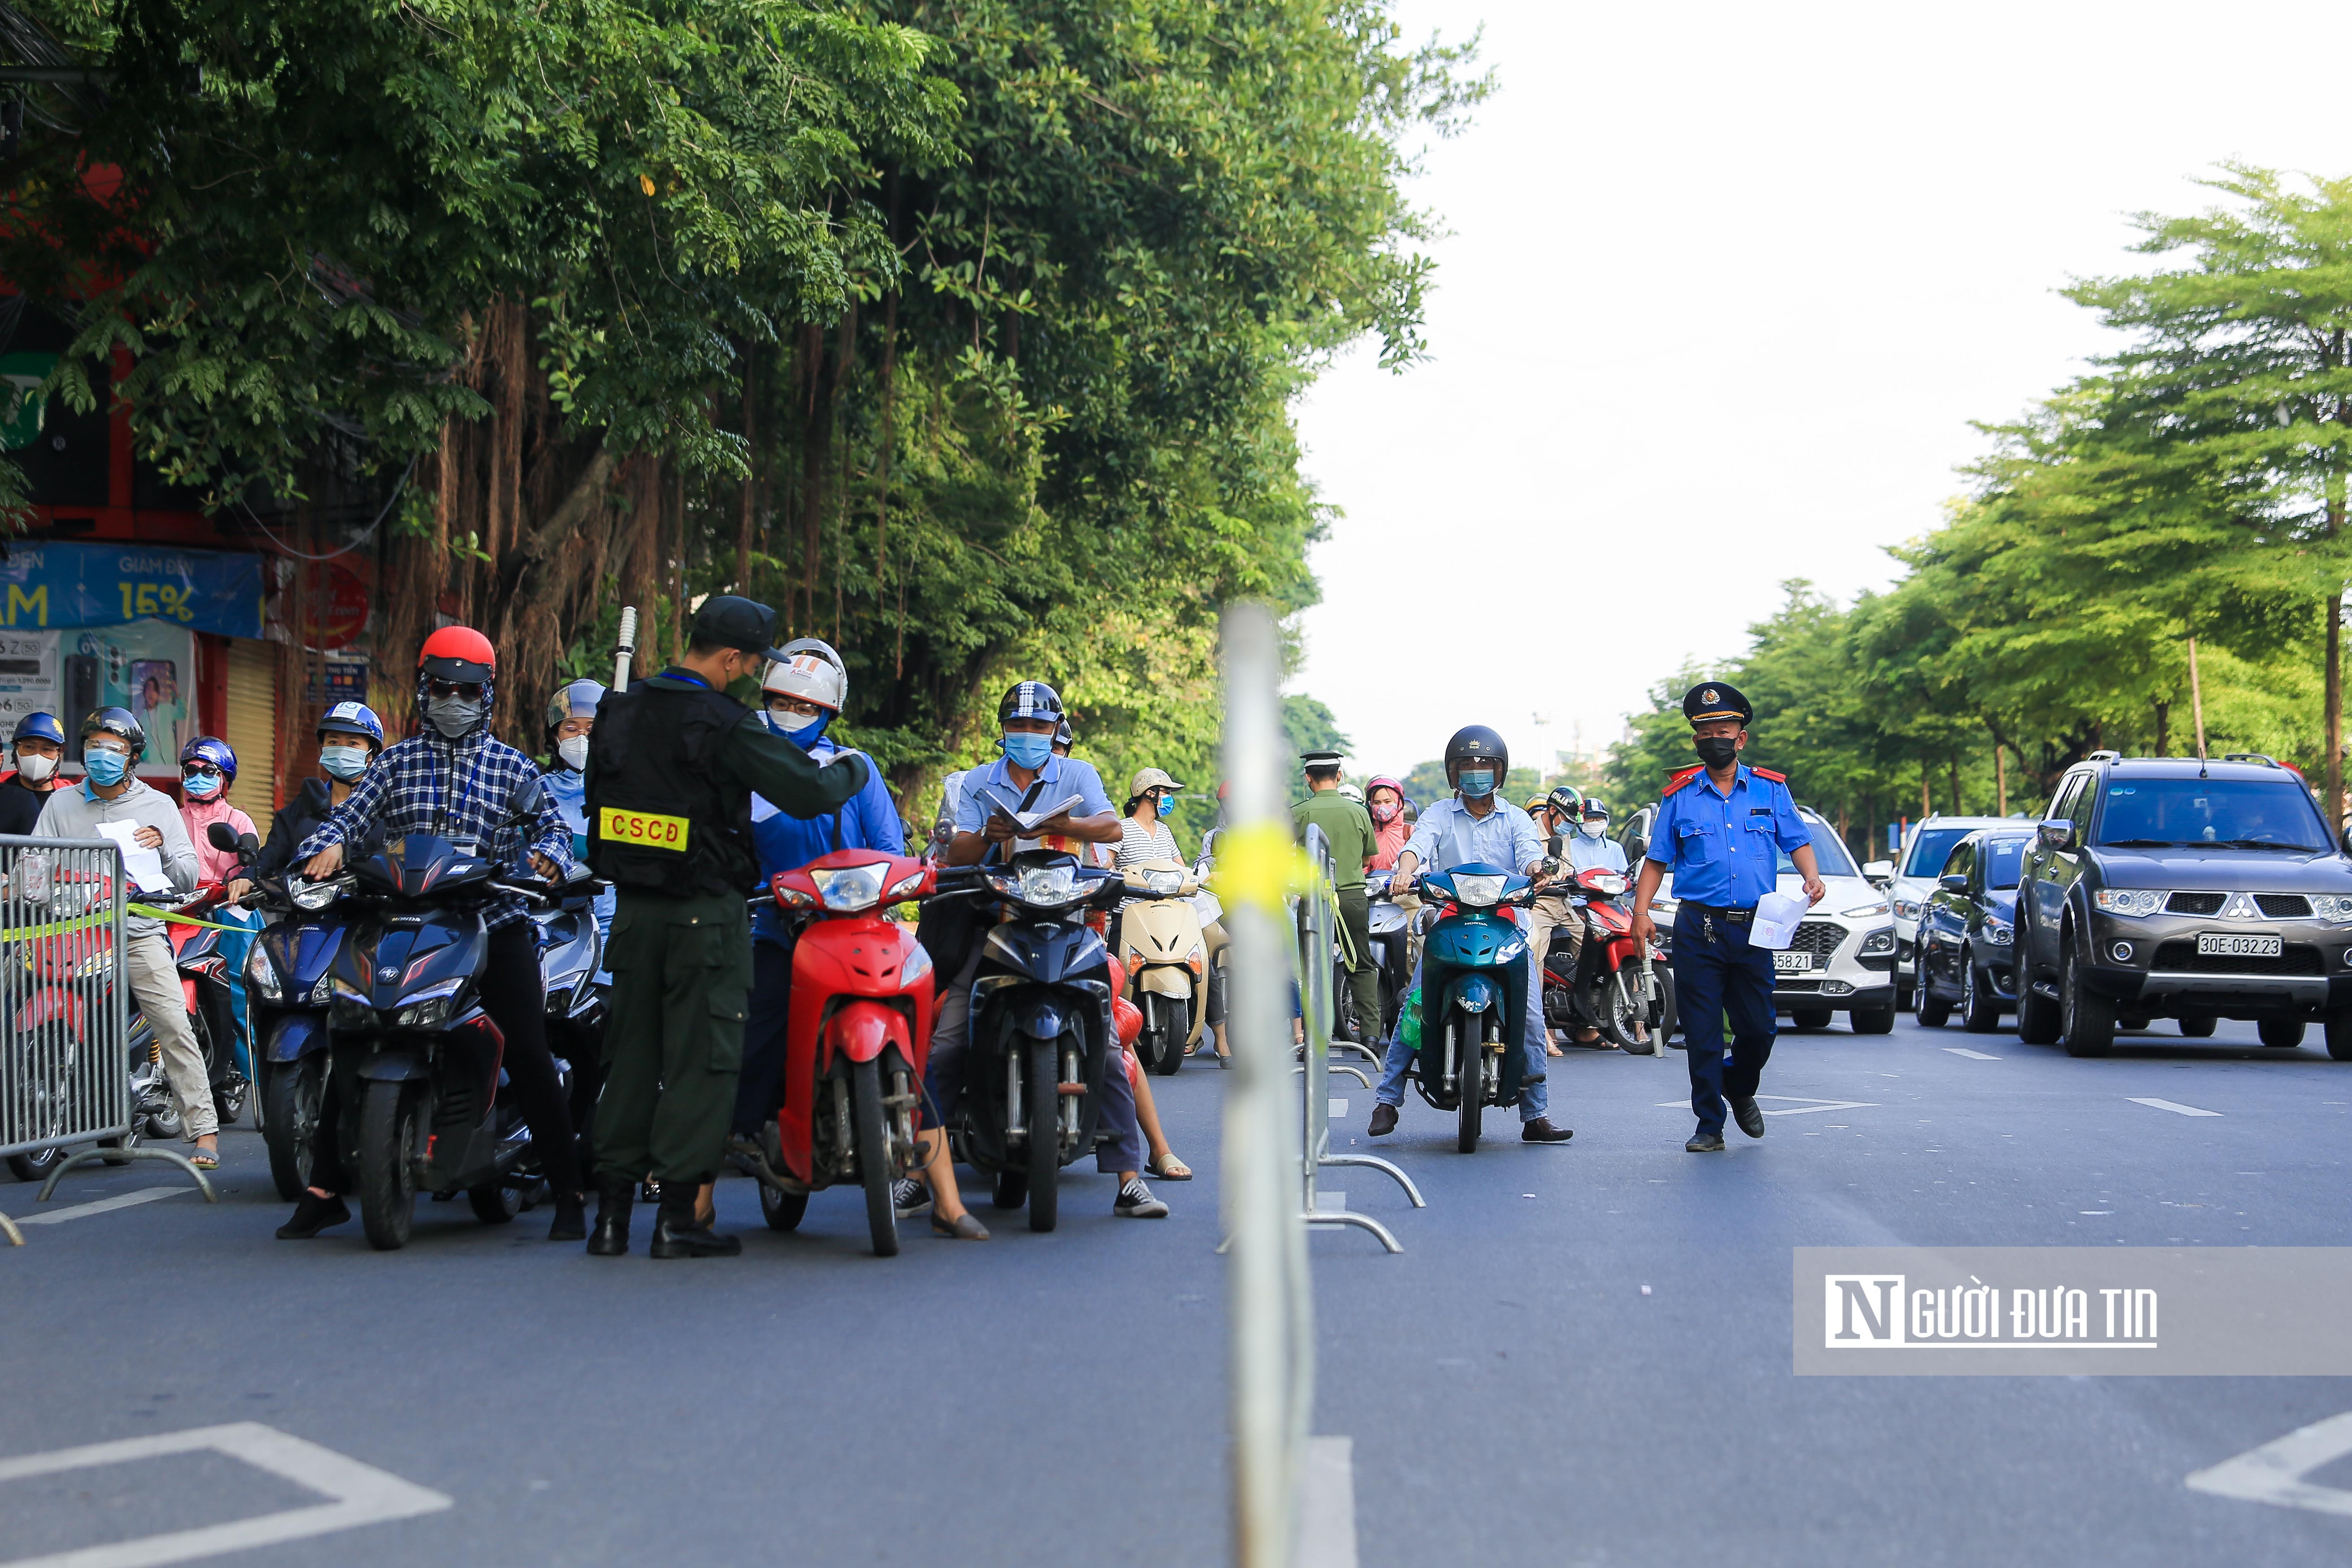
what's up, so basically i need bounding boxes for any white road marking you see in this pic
[1313,1191,1347,1214]
[14,1188,190,1227]
[1328,1098,1349,1119]
[2129,1097,2221,1118]
[2186,1409,2352,1518]
[0,1421,450,1568]
[1942,1047,2002,1060]
[1298,1435,1359,1568]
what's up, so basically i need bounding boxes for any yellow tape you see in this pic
[1209,823,1320,912]
[131,905,248,933]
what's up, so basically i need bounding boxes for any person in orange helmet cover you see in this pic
[284,625,592,1241]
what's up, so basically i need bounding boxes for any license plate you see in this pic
[1772,951,1814,973]
[2195,933,2282,958]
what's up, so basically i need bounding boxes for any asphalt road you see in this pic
[6,1006,2352,1568]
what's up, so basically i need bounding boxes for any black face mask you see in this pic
[1694,735,1739,769]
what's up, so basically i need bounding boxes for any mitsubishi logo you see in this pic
[2224,893,2260,921]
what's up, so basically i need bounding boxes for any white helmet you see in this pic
[762,638,847,712]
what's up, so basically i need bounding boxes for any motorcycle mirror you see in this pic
[238,831,261,857]
[205,821,240,852]
[507,777,547,819]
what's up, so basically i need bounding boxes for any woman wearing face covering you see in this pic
[251,703,387,883]
[0,711,69,835]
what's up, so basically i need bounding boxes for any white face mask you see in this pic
[557,734,590,771]
[1579,819,1607,839]
[16,753,56,783]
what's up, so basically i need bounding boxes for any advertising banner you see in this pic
[0,620,199,771]
[0,540,264,639]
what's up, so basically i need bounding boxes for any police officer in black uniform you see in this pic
[584,596,870,1257]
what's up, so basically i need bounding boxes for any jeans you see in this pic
[1374,945,1549,1123]
[927,946,1145,1173]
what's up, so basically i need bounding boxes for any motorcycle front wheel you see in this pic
[852,1056,899,1257]
[760,1182,809,1230]
[356,1079,420,1250]
[467,1180,521,1225]
[262,1054,324,1201]
[1455,1018,1485,1153]
[1025,1040,1061,1233]
[1148,995,1189,1076]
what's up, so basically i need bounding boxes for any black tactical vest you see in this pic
[586,679,756,897]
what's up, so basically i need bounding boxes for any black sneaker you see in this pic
[1730,1096,1766,1139]
[891,1177,929,1218]
[1685,1131,1726,1153]
[1114,1178,1169,1218]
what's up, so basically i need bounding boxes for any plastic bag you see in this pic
[1397,983,1422,1053]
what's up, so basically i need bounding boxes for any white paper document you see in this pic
[94,821,173,895]
[981,790,1085,833]
[1749,888,1809,950]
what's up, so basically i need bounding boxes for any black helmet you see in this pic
[999,680,1064,725]
[1053,718,1074,752]
[80,707,146,760]
[1442,725,1508,790]
[1544,785,1584,820]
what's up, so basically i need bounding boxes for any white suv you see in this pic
[1626,803,1900,1033]
[1884,817,2013,1009]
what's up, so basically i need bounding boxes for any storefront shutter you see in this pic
[223,639,276,839]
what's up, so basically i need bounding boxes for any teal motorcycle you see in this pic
[1405,861,1538,1152]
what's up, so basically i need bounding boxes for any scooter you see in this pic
[166,882,249,1126]
[311,780,584,1249]
[1364,869,1413,1040]
[1540,865,1677,1053]
[746,847,936,1255]
[937,848,1126,1232]
[1403,861,1536,1153]
[1115,858,1211,1075]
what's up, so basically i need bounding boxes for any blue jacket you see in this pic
[752,734,904,948]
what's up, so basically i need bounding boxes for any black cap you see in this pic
[691,595,789,662]
[1682,681,1752,726]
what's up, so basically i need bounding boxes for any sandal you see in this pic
[188,1148,219,1171]
[931,1210,990,1240]
[1145,1153,1193,1181]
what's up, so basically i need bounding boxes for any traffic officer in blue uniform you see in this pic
[1629,682,1824,1153]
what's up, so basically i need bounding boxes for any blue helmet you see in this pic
[12,712,64,748]
[179,735,238,784]
[318,701,385,754]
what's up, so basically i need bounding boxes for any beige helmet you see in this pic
[1130,766,1182,797]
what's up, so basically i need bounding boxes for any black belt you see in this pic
[1680,902,1754,924]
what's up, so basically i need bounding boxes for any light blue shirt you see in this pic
[1403,796,1543,877]
[1643,765,1808,908]
[1565,831,1628,878]
[954,753,1115,839]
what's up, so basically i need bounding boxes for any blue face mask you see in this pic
[83,749,128,787]
[769,711,831,750]
[1001,731,1053,769]
[182,771,223,799]
[1456,768,1495,798]
[320,746,369,782]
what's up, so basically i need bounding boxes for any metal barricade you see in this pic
[1295,825,1422,1254]
[0,834,215,1244]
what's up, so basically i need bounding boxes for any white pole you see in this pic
[613,606,639,693]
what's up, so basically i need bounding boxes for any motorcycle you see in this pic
[747,847,936,1255]
[165,879,249,1126]
[1363,869,1413,1041]
[1539,864,1677,1053]
[937,848,1126,1232]
[235,839,359,1203]
[1403,861,1536,1153]
[531,867,607,1183]
[1115,858,1211,1075]
[309,780,588,1249]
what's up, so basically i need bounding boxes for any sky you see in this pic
[1290,0,2352,782]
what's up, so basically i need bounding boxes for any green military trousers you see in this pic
[1335,886,1384,1041]
[595,889,755,1185]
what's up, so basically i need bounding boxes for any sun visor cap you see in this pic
[692,595,790,662]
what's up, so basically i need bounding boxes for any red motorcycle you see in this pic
[1540,865,1677,1051]
[164,880,249,1126]
[751,847,937,1256]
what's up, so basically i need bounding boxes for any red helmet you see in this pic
[419,625,497,685]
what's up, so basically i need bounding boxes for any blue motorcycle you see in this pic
[1406,862,1537,1152]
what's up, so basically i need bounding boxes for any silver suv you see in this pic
[1884,816,2014,1008]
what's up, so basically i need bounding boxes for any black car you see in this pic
[2014,753,2352,1058]
[1914,828,2035,1033]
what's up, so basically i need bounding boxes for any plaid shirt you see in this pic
[295,727,575,930]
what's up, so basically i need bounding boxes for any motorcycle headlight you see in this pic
[309,970,337,1006]
[1451,873,1507,909]
[994,863,1081,908]
[811,862,888,914]
[2093,888,2164,917]
[245,941,283,1002]
[328,977,372,1027]
[292,878,342,912]
[1860,926,1896,956]
[396,978,466,1030]
[1144,869,1184,896]
[1584,873,1628,897]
